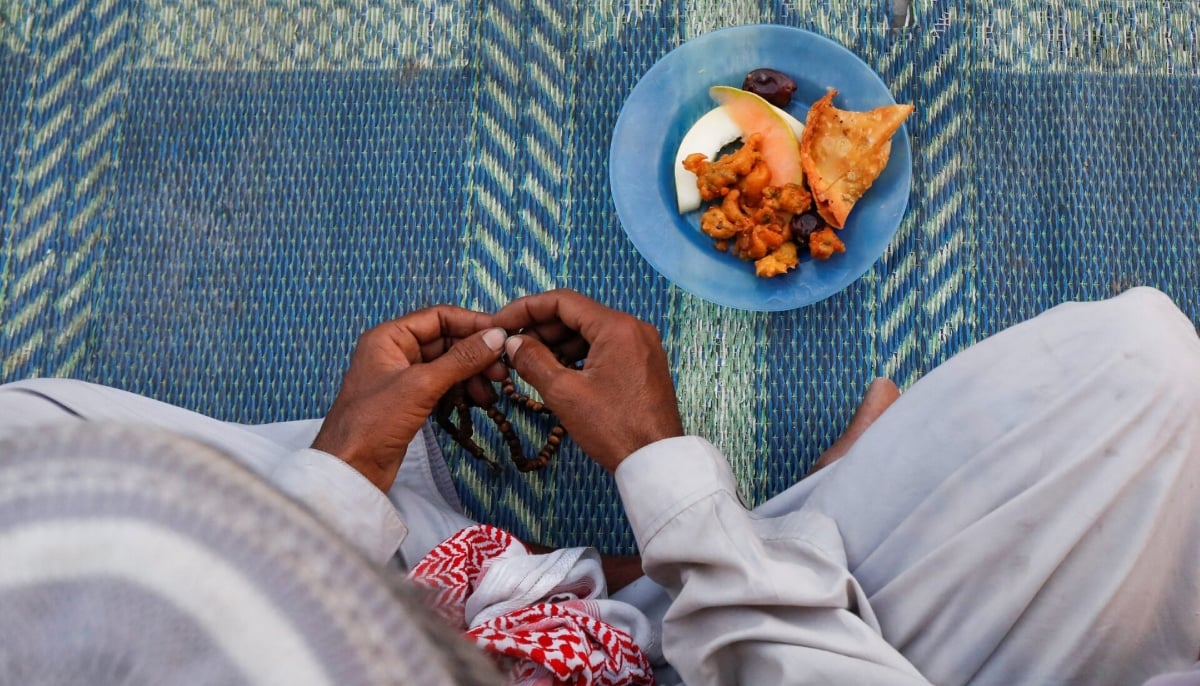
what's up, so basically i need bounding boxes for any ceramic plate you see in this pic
[609,24,912,311]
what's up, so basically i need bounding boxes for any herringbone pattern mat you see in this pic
[2,0,1197,552]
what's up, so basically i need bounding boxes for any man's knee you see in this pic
[1099,287,1199,366]
[1077,288,1200,418]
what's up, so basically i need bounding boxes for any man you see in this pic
[4,287,1200,684]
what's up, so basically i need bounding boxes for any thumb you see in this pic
[504,335,569,398]
[420,327,508,395]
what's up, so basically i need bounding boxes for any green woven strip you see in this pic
[666,291,770,503]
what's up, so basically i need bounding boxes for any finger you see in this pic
[519,324,589,364]
[464,373,499,407]
[504,334,570,398]
[483,360,509,383]
[492,293,553,331]
[416,327,508,398]
[494,289,617,342]
[548,338,589,366]
[419,336,474,362]
[418,332,522,368]
[386,306,494,351]
[521,321,576,345]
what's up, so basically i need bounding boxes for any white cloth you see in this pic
[3,286,1200,685]
[467,543,607,627]
[615,287,1200,685]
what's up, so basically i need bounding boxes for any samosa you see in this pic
[800,90,914,229]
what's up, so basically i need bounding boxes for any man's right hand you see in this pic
[492,289,684,473]
[311,306,506,492]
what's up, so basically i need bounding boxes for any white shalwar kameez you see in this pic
[2,287,1199,685]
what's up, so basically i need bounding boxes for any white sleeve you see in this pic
[269,448,409,566]
[615,436,931,686]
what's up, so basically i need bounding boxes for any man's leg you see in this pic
[800,287,1200,685]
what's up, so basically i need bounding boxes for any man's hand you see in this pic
[492,289,684,473]
[312,306,507,492]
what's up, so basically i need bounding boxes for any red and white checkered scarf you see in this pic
[409,524,654,685]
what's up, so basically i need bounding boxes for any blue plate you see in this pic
[609,25,912,311]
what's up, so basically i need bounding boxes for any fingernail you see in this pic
[483,328,507,351]
[505,336,524,357]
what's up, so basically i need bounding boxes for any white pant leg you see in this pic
[800,287,1200,685]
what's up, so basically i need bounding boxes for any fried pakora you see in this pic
[809,227,846,260]
[683,134,766,203]
[694,177,813,276]
[755,242,800,278]
[688,135,816,276]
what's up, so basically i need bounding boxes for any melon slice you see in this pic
[673,100,805,214]
[710,85,804,189]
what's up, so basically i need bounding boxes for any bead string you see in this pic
[434,379,566,473]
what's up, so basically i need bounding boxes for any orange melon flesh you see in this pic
[710,85,804,187]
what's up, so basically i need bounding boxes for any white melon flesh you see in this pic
[674,104,806,214]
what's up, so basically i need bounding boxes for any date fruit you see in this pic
[742,68,798,108]
[790,211,823,250]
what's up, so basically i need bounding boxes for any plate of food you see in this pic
[609,24,913,311]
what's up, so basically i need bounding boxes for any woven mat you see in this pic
[2,0,1198,553]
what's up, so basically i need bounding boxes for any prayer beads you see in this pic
[434,380,566,473]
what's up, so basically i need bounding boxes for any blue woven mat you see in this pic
[2,0,1198,553]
